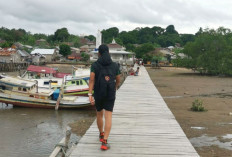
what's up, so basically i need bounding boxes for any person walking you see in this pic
[88,44,121,150]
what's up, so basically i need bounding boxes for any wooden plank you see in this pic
[70,66,199,157]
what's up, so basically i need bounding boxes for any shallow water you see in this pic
[222,134,232,139]
[190,134,232,150]
[0,103,95,157]
[191,126,206,130]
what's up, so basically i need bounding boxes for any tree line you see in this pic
[101,25,195,50]
[0,25,195,49]
[0,27,81,48]
[174,27,232,76]
[100,25,195,62]
[0,25,195,60]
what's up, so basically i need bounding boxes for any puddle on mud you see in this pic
[191,127,206,130]
[190,134,232,150]
[217,122,232,126]
[222,134,232,139]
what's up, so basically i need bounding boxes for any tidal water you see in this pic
[0,103,95,157]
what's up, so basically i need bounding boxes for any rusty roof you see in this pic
[0,48,16,56]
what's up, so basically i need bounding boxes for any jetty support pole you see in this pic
[62,129,71,157]
[49,128,71,157]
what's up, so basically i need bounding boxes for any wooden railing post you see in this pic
[49,128,72,157]
[62,129,71,157]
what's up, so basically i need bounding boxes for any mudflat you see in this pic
[147,67,232,157]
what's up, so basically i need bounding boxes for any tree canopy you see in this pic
[175,27,232,76]
[54,28,70,42]
[59,44,71,57]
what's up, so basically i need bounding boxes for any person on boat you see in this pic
[134,67,140,76]
[88,44,121,150]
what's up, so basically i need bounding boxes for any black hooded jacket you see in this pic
[91,53,119,100]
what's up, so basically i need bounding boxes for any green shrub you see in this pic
[191,99,207,112]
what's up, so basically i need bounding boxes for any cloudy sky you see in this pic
[0,0,231,36]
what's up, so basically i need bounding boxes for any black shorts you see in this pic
[95,98,115,112]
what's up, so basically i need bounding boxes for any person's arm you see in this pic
[88,72,95,105]
[115,74,120,90]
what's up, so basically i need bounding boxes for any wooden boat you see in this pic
[21,65,90,96]
[0,75,90,109]
[63,76,89,96]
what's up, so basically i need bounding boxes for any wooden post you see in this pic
[62,129,71,157]
[55,76,65,110]
[49,128,71,157]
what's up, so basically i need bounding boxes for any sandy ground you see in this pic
[147,67,232,157]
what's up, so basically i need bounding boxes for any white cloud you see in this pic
[0,0,232,35]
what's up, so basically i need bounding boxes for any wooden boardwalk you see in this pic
[70,66,199,157]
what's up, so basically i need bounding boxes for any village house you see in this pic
[80,37,90,46]
[31,49,59,62]
[80,45,89,53]
[107,39,126,51]
[17,50,31,62]
[68,47,81,60]
[0,48,22,63]
[13,42,24,49]
[35,39,48,46]
[31,54,46,65]
[90,39,135,65]
[80,43,96,53]
[13,42,33,51]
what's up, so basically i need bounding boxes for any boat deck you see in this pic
[70,66,199,157]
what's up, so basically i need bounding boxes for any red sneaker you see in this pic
[99,132,104,142]
[101,139,110,150]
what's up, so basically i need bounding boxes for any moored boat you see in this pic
[21,65,90,96]
[0,75,90,109]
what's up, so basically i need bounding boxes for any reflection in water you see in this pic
[0,103,95,157]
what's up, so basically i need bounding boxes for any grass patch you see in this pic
[191,99,207,112]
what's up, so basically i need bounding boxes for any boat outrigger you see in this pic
[0,74,90,109]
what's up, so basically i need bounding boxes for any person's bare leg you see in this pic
[96,110,104,133]
[103,110,112,140]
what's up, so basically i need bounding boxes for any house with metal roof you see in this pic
[31,49,58,62]
[17,50,31,62]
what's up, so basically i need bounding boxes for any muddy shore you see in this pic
[147,67,232,157]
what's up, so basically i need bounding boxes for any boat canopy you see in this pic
[27,65,57,74]
[0,75,35,88]
[55,72,70,78]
